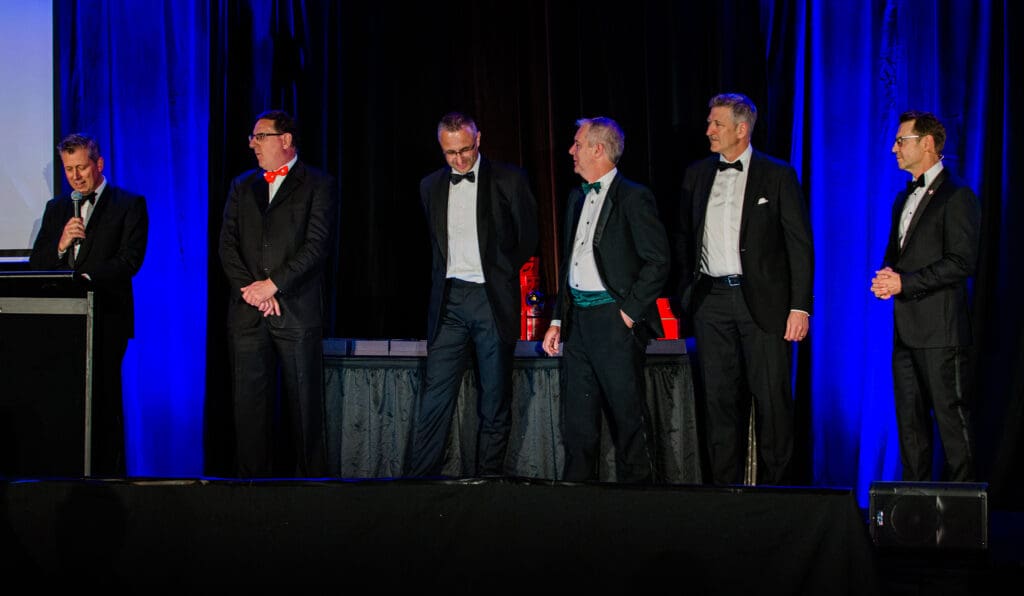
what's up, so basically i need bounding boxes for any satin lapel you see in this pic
[593,173,619,246]
[76,187,113,264]
[432,168,452,262]
[250,173,270,213]
[739,153,763,240]
[694,158,716,257]
[901,169,949,253]
[475,159,492,261]
[569,187,585,243]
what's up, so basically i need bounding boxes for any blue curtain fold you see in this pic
[798,0,1013,506]
[57,0,209,476]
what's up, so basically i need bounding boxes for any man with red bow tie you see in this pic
[219,110,338,478]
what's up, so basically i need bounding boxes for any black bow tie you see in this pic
[450,171,475,185]
[905,176,925,194]
[717,160,743,172]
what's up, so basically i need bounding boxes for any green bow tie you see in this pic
[581,181,601,194]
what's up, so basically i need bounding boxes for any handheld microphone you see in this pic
[71,190,83,218]
[68,191,85,268]
[70,191,84,247]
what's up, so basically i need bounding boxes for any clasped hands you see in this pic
[870,266,902,300]
[241,279,280,317]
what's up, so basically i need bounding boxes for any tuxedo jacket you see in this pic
[29,184,149,339]
[219,160,338,329]
[677,150,813,335]
[882,169,980,348]
[552,173,670,340]
[421,156,538,344]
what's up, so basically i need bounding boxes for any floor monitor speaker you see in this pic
[869,481,988,549]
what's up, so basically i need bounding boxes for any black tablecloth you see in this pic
[324,353,701,483]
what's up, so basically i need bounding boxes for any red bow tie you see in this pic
[264,165,289,183]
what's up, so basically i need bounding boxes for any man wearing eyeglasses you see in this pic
[871,111,981,482]
[406,112,538,478]
[675,93,813,486]
[218,109,338,478]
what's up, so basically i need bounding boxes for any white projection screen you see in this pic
[0,3,54,260]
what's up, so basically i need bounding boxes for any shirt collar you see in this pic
[594,167,617,193]
[91,177,108,201]
[917,161,944,189]
[719,144,753,169]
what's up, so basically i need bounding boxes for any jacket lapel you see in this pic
[739,151,764,241]
[475,158,492,260]
[249,172,270,213]
[593,173,619,246]
[432,167,451,264]
[694,157,717,258]
[901,168,948,253]
[76,187,113,265]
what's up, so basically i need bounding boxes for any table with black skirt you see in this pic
[323,339,701,483]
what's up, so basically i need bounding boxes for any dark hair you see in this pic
[57,133,101,162]
[256,109,300,148]
[709,93,758,133]
[576,116,625,164]
[899,110,946,153]
[437,112,479,138]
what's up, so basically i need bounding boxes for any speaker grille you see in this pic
[869,482,988,549]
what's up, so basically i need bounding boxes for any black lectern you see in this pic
[0,271,94,477]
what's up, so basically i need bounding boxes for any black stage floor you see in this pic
[2,477,1022,594]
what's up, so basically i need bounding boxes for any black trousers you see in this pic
[228,322,327,478]
[561,302,653,483]
[893,343,975,481]
[90,324,128,478]
[693,281,794,485]
[407,279,515,477]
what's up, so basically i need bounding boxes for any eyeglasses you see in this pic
[443,143,477,158]
[894,135,922,147]
[249,132,284,143]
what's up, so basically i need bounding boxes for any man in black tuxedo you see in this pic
[406,112,538,477]
[676,94,813,485]
[29,133,149,477]
[542,117,669,483]
[219,110,338,478]
[871,111,980,482]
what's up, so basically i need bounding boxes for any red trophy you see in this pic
[519,256,546,341]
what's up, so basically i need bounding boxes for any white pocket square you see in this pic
[757,197,769,205]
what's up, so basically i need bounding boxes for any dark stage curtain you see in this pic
[54,1,1022,509]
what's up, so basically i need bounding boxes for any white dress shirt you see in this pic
[446,157,485,283]
[568,168,618,291]
[701,145,752,277]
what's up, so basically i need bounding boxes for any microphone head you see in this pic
[71,190,83,218]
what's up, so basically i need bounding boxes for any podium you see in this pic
[0,271,94,477]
